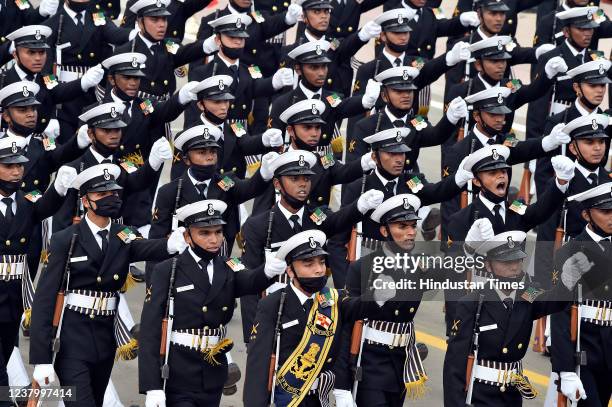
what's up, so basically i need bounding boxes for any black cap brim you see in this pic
[199,92,235,101]
[141,9,171,16]
[582,76,612,84]
[481,3,510,11]
[572,131,609,139]
[592,200,612,210]
[572,21,599,29]
[474,161,511,172]
[5,98,41,108]
[488,248,527,262]
[0,155,29,164]
[480,105,512,114]
[276,167,316,177]
[478,51,512,60]
[304,3,333,9]
[16,41,49,49]
[218,30,250,38]
[189,219,227,227]
[86,181,123,193]
[298,55,332,64]
[291,117,327,126]
[385,213,421,223]
[383,25,412,33]
[379,144,411,153]
[384,82,418,90]
[289,247,328,262]
[95,119,128,129]
[183,141,221,151]
[113,69,147,77]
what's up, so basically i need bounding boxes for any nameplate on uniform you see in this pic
[248,65,262,79]
[70,256,88,263]
[407,176,423,193]
[503,135,518,147]
[505,79,521,93]
[15,0,30,9]
[282,319,299,329]
[230,121,246,137]
[326,93,341,108]
[309,208,327,225]
[251,10,265,23]
[217,176,235,191]
[140,99,154,115]
[479,323,497,332]
[117,227,138,243]
[92,11,106,26]
[24,190,42,202]
[120,160,138,173]
[165,39,179,55]
[509,200,527,215]
[320,153,334,169]
[226,257,245,272]
[176,284,194,293]
[43,74,59,90]
[432,7,445,19]
[410,116,427,130]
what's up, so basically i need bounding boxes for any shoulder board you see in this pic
[117,227,141,243]
[217,175,235,191]
[226,257,246,271]
[509,200,527,215]
[309,207,328,225]
[24,190,42,202]
[43,74,59,89]
[164,39,179,54]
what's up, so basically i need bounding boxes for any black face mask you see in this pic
[89,194,122,218]
[387,40,410,54]
[478,179,506,204]
[92,136,118,158]
[481,71,499,87]
[203,110,225,126]
[386,101,412,119]
[67,0,89,13]
[278,179,307,210]
[190,163,216,181]
[113,85,134,102]
[494,271,525,285]
[295,274,328,295]
[229,0,250,12]
[573,142,602,171]
[292,134,315,152]
[587,211,612,238]
[8,111,35,137]
[477,113,502,138]
[187,229,222,261]
[221,44,243,60]
[578,95,599,111]
[0,179,21,195]
[374,151,400,181]
[305,25,327,39]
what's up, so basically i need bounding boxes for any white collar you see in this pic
[6,129,31,146]
[227,3,253,14]
[473,125,494,147]
[401,0,418,17]
[187,168,211,187]
[64,4,84,22]
[585,224,610,244]
[0,191,17,202]
[277,201,305,223]
[574,98,596,116]
[110,90,131,108]
[187,247,214,282]
[89,146,113,163]
[561,1,570,10]
[479,192,506,214]
[298,81,322,99]
[199,113,224,136]
[218,52,239,69]
[477,26,492,39]
[382,48,405,66]
[574,160,599,181]
[477,73,499,89]
[495,287,517,302]
[84,212,111,237]
[384,106,407,123]
[138,32,157,51]
[564,39,585,57]
[290,280,315,305]
[304,29,324,42]
[374,167,398,188]
[14,64,36,81]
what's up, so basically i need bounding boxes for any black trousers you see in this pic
[578,361,612,406]
[166,389,222,407]
[0,320,20,407]
[356,388,404,407]
[55,355,115,407]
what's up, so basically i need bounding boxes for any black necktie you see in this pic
[25,74,34,81]
[195,182,207,197]
[76,12,84,29]
[588,173,598,185]
[393,119,405,127]
[101,159,112,164]
[124,101,131,116]
[312,93,321,100]
[386,181,396,194]
[487,138,496,145]
[289,214,302,233]
[303,298,313,313]
[576,54,583,64]
[394,58,402,67]
[198,259,211,296]
[503,297,513,313]
[2,197,14,224]
[229,65,239,89]
[97,230,108,255]
[492,204,505,232]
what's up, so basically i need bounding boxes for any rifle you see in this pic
[54,15,71,81]
[517,162,532,205]
[268,290,287,406]
[73,162,85,224]
[171,178,183,232]
[160,257,178,390]
[348,174,368,261]
[350,319,366,398]
[465,293,485,406]
[51,233,78,359]
[462,137,477,208]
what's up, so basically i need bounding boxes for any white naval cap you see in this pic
[475,230,527,260]
[174,124,223,152]
[72,163,123,193]
[464,86,512,114]
[6,25,52,48]
[0,136,29,164]
[176,199,228,227]
[363,127,411,153]
[462,144,511,173]
[209,13,252,37]
[0,81,40,108]
[562,113,609,139]
[191,75,234,101]
[269,150,317,177]
[279,99,326,125]
[375,66,420,90]
[288,40,332,64]
[567,182,612,209]
[567,60,611,84]
[129,0,170,16]
[370,194,422,224]
[469,35,513,59]
[276,229,328,261]
[101,52,147,76]
[79,102,127,129]
[556,6,600,28]
[374,8,416,32]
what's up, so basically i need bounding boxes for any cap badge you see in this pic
[207,203,215,215]
[131,57,138,67]
[403,197,411,210]
[587,9,593,20]
[402,69,410,80]
[598,63,605,75]
[11,142,18,154]
[492,148,500,160]
[497,93,504,104]
[156,0,162,7]
[203,128,210,140]
[298,155,306,167]
[315,44,322,55]
[396,131,403,142]
[311,104,318,115]
[103,168,111,180]
[497,39,503,50]
[398,14,404,24]
[110,107,118,118]
[236,17,242,28]
[219,79,225,90]
[592,118,598,130]
[507,236,515,248]
[309,236,317,249]
[34,30,41,40]
[22,86,29,97]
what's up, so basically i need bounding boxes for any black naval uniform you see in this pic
[550,229,612,406]
[452,0,542,38]
[29,221,171,406]
[0,186,65,394]
[139,250,272,405]
[0,0,45,38]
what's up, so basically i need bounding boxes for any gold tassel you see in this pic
[417,106,430,117]
[120,272,137,293]
[511,372,538,399]
[331,136,344,154]
[23,308,32,329]
[201,338,234,366]
[403,373,429,400]
[39,250,49,264]
[115,338,138,361]
[246,161,261,178]
[121,151,144,167]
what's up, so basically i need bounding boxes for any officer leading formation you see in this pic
[0,0,611,406]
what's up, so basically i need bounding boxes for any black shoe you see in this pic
[421,208,441,241]
[223,362,241,395]
[129,265,146,283]
[417,342,429,361]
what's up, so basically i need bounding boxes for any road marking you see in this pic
[415,329,550,388]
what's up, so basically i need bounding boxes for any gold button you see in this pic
[120,145,125,151]
[283,1,288,5]
[220,169,225,174]
[173,31,177,36]
[202,306,208,312]
[231,104,235,109]
[409,307,415,313]
[34,180,39,185]
[96,276,102,283]
[326,357,332,362]
[204,326,209,330]
[20,238,26,243]
[406,159,410,164]
[151,81,155,86]
[77,54,82,60]
[394,310,399,316]
[232,167,237,172]
[517,343,523,349]
[508,19,513,24]
[417,48,421,52]
[21,182,25,187]
[41,118,47,123]
[163,80,168,85]
[5,240,10,246]
[272,5,277,11]
[242,104,247,109]
[322,134,328,139]
[89,52,95,58]
[222,306,228,311]
[605,285,609,291]
[113,274,119,280]
[252,49,257,54]
[327,78,332,84]
[107,2,111,6]
[502,347,508,354]
[135,144,140,149]
[89,314,95,319]
[317,197,323,202]
[306,200,311,204]
[95,4,100,8]
[348,27,353,32]
[426,45,431,50]
[336,27,341,32]
[1,37,5,42]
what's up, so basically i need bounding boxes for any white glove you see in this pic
[259,151,280,181]
[358,21,382,42]
[455,156,474,187]
[357,189,384,214]
[459,11,480,27]
[53,166,78,196]
[262,128,284,147]
[76,124,91,148]
[333,389,356,407]
[264,250,287,278]
[551,155,575,182]
[360,152,376,172]
[148,138,173,171]
[272,68,294,90]
[203,34,218,54]
[129,29,138,41]
[559,372,587,402]
[542,123,570,152]
[80,64,104,91]
[446,96,468,125]
[544,56,568,79]
[561,252,593,290]
[465,218,495,247]
[446,41,471,66]
[178,81,199,105]
[33,364,56,386]
[39,0,58,17]
[43,118,60,139]
[145,390,166,407]
[535,43,556,60]
[285,4,302,25]
[362,79,381,109]
[372,274,396,304]
[167,227,188,254]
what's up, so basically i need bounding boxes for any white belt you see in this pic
[310,377,319,391]
[58,69,84,82]
[581,304,612,323]
[65,292,117,311]
[170,331,221,351]
[0,261,25,281]
[363,326,411,347]
[473,364,518,385]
